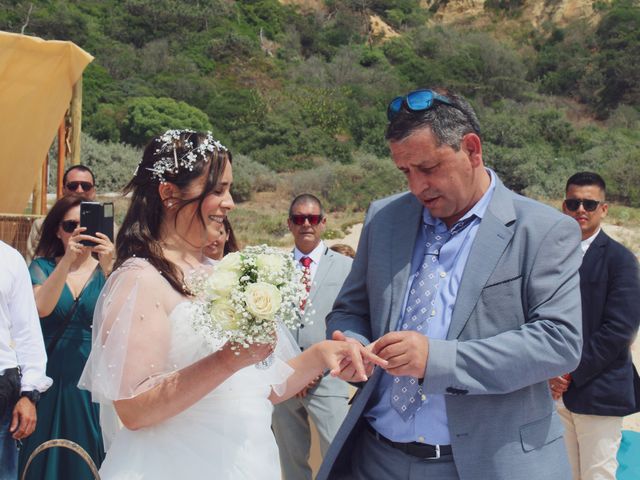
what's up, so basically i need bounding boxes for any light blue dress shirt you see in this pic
[365,169,497,445]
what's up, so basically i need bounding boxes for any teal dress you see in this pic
[18,258,105,480]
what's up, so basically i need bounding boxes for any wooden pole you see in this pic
[31,156,44,215]
[40,154,48,213]
[57,119,65,199]
[69,78,83,166]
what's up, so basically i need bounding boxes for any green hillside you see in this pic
[2,0,639,208]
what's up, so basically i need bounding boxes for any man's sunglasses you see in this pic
[60,220,80,233]
[290,214,323,226]
[564,199,602,212]
[387,89,457,121]
[65,181,94,192]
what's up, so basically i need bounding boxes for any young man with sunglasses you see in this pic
[318,88,584,480]
[549,172,640,480]
[26,165,97,262]
[272,194,353,480]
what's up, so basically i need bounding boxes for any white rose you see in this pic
[245,282,282,319]
[256,253,285,271]
[210,300,240,331]
[207,269,240,298]
[217,251,242,273]
[256,253,285,282]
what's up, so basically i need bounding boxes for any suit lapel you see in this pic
[580,230,608,281]
[447,181,516,340]
[388,196,423,333]
[309,248,331,305]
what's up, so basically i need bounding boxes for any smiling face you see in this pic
[170,162,235,250]
[389,127,489,228]
[563,184,607,240]
[203,222,229,260]
[288,200,326,254]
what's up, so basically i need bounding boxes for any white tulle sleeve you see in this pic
[79,258,186,403]
[261,322,299,397]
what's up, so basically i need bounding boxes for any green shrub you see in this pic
[80,134,142,192]
[287,152,405,210]
[232,155,280,203]
[121,97,212,146]
[47,133,142,194]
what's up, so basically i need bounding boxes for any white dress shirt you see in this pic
[581,229,600,257]
[0,241,51,392]
[293,241,326,284]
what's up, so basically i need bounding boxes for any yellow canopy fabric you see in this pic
[0,31,93,213]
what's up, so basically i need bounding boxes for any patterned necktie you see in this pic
[300,256,312,310]
[391,217,475,421]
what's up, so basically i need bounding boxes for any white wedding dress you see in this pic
[79,258,296,479]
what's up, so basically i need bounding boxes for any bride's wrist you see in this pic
[212,349,240,377]
[306,342,329,376]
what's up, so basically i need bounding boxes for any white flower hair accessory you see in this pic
[138,129,229,182]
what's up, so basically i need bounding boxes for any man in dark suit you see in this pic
[550,171,640,480]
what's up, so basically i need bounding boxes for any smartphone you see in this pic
[80,202,114,247]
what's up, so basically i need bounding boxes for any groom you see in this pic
[317,88,583,479]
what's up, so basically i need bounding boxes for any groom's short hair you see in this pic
[385,88,480,151]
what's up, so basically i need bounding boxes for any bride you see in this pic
[78,130,382,479]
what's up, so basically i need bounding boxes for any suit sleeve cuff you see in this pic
[342,331,371,347]
[423,338,457,394]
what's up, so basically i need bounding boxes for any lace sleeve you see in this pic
[261,322,299,397]
[79,258,183,403]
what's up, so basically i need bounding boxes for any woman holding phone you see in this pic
[18,195,114,480]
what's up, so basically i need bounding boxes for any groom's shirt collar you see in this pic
[422,168,497,232]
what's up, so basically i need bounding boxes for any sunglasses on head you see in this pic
[65,181,94,192]
[290,214,323,226]
[60,220,79,233]
[564,198,601,212]
[387,89,458,121]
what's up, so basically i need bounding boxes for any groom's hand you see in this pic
[373,331,429,379]
[331,331,377,382]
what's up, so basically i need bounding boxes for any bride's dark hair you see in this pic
[115,130,232,294]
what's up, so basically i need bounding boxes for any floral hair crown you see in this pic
[138,129,228,182]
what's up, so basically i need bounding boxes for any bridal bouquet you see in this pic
[192,245,308,349]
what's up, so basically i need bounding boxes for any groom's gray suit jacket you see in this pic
[318,177,583,480]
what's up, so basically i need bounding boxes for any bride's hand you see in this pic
[315,340,387,382]
[217,342,274,373]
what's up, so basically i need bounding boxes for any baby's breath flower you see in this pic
[190,245,308,347]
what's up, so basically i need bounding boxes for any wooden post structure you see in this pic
[40,156,48,214]
[56,120,65,199]
[31,156,46,215]
[69,78,83,167]
[32,78,83,212]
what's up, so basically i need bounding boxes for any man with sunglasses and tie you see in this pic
[549,172,640,480]
[272,193,353,480]
[26,165,97,262]
[317,88,583,480]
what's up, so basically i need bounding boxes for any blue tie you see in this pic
[391,217,474,421]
